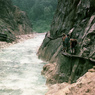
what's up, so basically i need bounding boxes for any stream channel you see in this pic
[0,33,47,95]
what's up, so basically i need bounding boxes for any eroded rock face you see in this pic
[46,67,95,95]
[38,0,95,84]
[0,0,32,42]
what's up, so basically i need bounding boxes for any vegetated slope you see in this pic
[12,0,57,33]
[38,0,95,86]
[0,0,32,42]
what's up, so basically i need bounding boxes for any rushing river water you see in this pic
[0,33,47,95]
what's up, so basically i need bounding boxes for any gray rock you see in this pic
[38,0,95,84]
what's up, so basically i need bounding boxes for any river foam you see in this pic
[0,33,47,95]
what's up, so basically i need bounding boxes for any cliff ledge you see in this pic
[38,0,95,94]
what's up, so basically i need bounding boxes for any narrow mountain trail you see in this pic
[0,33,47,95]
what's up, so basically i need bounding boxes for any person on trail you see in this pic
[62,33,66,52]
[70,38,77,54]
[64,34,70,52]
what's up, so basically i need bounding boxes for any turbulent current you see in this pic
[0,33,47,95]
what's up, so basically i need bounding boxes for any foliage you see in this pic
[12,0,57,32]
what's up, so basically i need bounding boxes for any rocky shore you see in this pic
[47,67,95,95]
[44,65,95,95]
[0,33,35,51]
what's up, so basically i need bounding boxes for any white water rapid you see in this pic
[0,33,47,95]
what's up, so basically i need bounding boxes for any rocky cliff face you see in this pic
[0,0,32,42]
[38,0,95,84]
[46,67,95,95]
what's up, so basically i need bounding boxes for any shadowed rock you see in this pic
[38,0,95,84]
[0,0,32,42]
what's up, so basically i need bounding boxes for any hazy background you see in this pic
[12,0,57,33]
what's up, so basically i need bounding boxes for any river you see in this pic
[0,33,47,95]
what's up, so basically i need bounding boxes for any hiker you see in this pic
[64,34,70,52]
[62,33,66,52]
[70,39,77,54]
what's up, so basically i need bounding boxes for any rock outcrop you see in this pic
[38,0,95,85]
[46,66,95,95]
[0,0,32,42]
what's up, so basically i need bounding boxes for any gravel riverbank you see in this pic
[0,33,35,51]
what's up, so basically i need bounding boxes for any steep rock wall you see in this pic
[0,0,32,42]
[38,0,95,84]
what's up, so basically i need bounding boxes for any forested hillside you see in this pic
[12,0,57,32]
[0,0,32,42]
